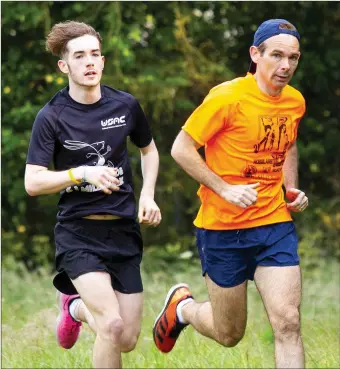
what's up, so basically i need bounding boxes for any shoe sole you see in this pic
[153,283,190,330]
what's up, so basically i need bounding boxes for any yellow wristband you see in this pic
[68,168,81,184]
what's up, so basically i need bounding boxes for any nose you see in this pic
[85,55,95,66]
[280,57,290,71]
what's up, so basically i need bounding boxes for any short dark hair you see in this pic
[46,21,102,57]
[257,41,267,56]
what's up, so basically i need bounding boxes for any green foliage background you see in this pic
[2,1,340,270]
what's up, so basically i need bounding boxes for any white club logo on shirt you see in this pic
[101,116,126,130]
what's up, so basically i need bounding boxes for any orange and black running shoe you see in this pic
[153,283,193,353]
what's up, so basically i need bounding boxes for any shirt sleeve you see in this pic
[182,91,231,145]
[26,108,56,167]
[129,100,153,148]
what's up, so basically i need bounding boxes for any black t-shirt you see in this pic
[26,85,153,221]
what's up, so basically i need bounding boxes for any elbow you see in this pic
[172,131,198,163]
[26,187,38,197]
[25,181,39,197]
[171,143,181,163]
[171,142,188,166]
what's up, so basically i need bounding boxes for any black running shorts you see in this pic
[53,218,143,295]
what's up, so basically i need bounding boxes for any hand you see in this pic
[286,188,308,212]
[138,195,162,226]
[75,166,120,195]
[220,182,259,209]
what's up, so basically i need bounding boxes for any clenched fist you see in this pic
[138,195,162,227]
[220,182,259,209]
[74,166,120,194]
[286,188,308,212]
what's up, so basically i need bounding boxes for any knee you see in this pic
[216,328,245,347]
[120,332,139,353]
[272,308,301,341]
[97,315,124,343]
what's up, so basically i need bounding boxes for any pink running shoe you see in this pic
[56,292,82,349]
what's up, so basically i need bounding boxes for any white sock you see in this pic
[69,298,82,322]
[176,298,193,324]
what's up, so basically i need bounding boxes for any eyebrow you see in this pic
[271,49,300,56]
[73,49,101,55]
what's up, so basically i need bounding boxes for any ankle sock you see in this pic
[69,298,82,322]
[176,298,193,324]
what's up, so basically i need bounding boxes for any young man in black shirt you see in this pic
[25,21,161,368]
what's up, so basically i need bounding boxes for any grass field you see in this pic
[2,251,339,368]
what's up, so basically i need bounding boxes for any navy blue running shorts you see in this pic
[196,221,299,288]
[53,218,143,295]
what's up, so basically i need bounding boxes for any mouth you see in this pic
[84,70,97,77]
[275,75,290,81]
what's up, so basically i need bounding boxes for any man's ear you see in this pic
[58,59,69,74]
[249,45,261,64]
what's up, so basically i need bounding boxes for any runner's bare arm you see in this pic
[139,139,159,199]
[25,164,119,196]
[283,142,308,211]
[138,139,161,225]
[283,141,298,190]
[172,130,258,208]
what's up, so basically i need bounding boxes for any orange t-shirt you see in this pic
[182,73,306,230]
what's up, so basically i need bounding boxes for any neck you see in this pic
[253,73,282,97]
[68,82,101,104]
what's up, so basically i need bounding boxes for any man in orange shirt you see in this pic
[153,19,308,368]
